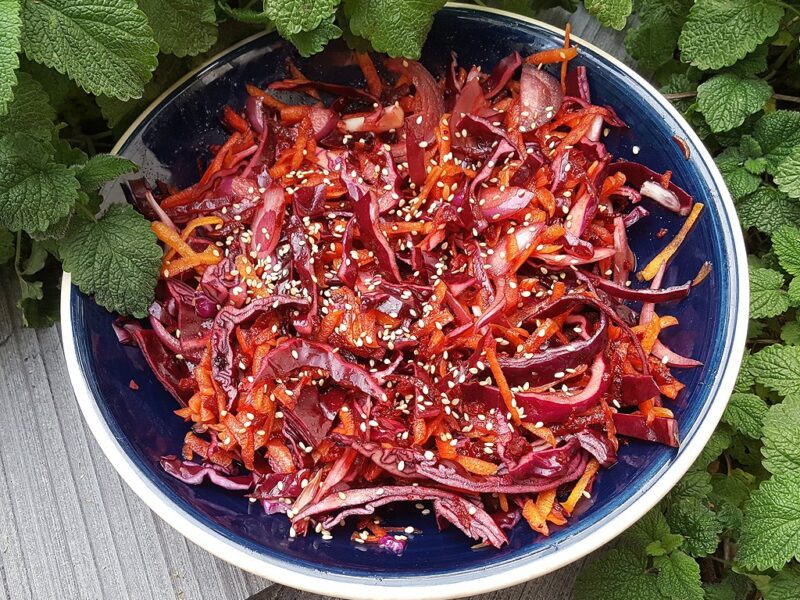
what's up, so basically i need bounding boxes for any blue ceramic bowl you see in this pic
[62,4,748,599]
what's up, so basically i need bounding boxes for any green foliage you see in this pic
[20,0,160,100]
[138,0,218,57]
[584,0,632,30]
[287,15,342,57]
[723,393,768,439]
[775,147,800,199]
[750,266,788,318]
[264,0,340,36]
[344,0,446,59]
[697,74,772,133]
[74,154,138,192]
[678,0,783,70]
[0,0,21,115]
[624,0,689,71]
[60,204,162,317]
[0,134,79,233]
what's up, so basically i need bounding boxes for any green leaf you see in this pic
[0,0,22,115]
[75,154,138,193]
[753,111,800,175]
[646,535,685,556]
[739,134,763,159]
[772,226,800,277]
[711,470,754,509]
[0,228,13,265]
[696,74,771,133]
[0,134,79,233]
[715,148,760,200]
[669,467,713,503]
[678,0,783,70]
[749,267,788,319]
[761,401,800,480]
[737,188,800,236]
[287,15,342,57]
[60,203,161,317]
[344,0,445,59]
[749,345,800,398]
[97,53,186,127]
[654,551,704,600]
[264,0,340,36]
[764,564,800,600]
[18,238,47,275]
[774,146,800,199]
[723,393,768,439]
[218,0,272,24]
[574,547,662,600]
[627,507,674,550]
[703,581,736,600]
[734,352,755,392]
[738,477,800,570]
[624,0,689,71]
[139,0,217,57]
[788,278,800,307]
[744,156,767,175]
[726,44,769,77]
[698,425,733,466]
[51,137,88,166]
[706,574,755,600]
[16,255,60,327]
[665,498,721,557]
[0,72,54,143]
[20,0,159,101]
[781,320,800,345]
[584,0,632,29]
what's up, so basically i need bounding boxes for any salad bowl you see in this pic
[62,4,748,599]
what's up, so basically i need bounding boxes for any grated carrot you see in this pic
[638,203,704,281]
[562,458,600,514]
[485,345,521,424]
[455,454,499,476]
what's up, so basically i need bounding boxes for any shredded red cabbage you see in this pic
[122,41,706,551]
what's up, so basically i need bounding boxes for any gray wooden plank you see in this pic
[0,276,269,600]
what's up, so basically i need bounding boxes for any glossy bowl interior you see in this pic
[62,5,747,599]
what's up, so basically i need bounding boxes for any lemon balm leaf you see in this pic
[739,477,800,570]
[139,0,218,57]
[345,0,445,59]
[0,0,22,116]
[584,0,633,30]
[60,203,161,317]
[749,267,788,319]
[697,74,772,133]
[74,154,138,193]
[723,393,768,439]
[264,0,341,36]
[20,0,159,100]
[774,147,800,199]
[678,0,783,70]
[287,15,342,57]
[0,134,79,233]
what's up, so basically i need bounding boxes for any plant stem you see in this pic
[775,0,800,18]
[663,91,697,100]
[774,93,800,105]
[767,39,799,81]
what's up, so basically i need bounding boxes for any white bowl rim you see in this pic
[61,4,749,599]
